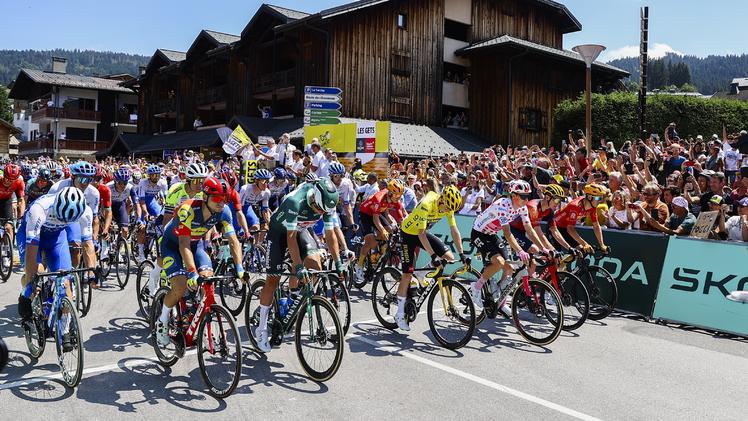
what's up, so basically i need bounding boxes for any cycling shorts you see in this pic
[0,198,13,220]
[267,228,320,275]
[140,197,162,219]
[471,229,510,262]
[112,201,130,225]
[400,230,448,274]
[360,213,392,236]
[160,241,212,279]
[18,227,71,270]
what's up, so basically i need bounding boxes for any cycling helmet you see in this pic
[70,161,96,177]
[37,168,52,180]
[94,164,104,179]
[221,170,238,189]
[21,164,32,177]
[387,179,405,197]
[352,169,367,182]
[508,180,532,195]
[114,168,131,182]
[273,167,286,179]
[308,177,339,213]
[202,177,229,198]
[328,162,346,176]
[146,164,161,175]
[53,187,86,223]
[285,172,297,181]
[3,164,20,180]
[305,172,319,182]
[583,183,608,197]
[543,184,566,199]
[132,171,142,183]
[441,185,462,212]
[254,169,272,180]
[185,162,209,179]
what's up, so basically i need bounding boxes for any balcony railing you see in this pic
[31,106,101,123]
[252,68,296,93]
[18,139,109,153]
[196,85,227,105]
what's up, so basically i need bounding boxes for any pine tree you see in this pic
[0,85,12,123]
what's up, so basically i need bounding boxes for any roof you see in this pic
[0,119,22,135]
[731,78,748,89]
[241,3,310,39]
[101,130,223,156]
[203,30,241,45]
[388,124,492,157]
[9,69,136,99]
[186,30,240,59]
[266,4,310,21]
[457,35,629,77]
[229,116,305,140]
[711,90,748,101]
[158,49,186,63]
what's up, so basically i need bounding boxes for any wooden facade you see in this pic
[471,0,566,48]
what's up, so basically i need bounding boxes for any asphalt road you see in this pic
[0,267,746,421]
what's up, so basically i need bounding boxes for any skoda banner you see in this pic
[653,237,748,336]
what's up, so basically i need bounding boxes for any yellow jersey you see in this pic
[401,191,457,235]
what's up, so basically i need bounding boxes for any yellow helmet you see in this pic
[353,169,367,182]
[544,184,566,199]
[583,183,608,197]
[441,185,462,212]
[387,179,404,198]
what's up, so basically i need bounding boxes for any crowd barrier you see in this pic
[412,214,748,335]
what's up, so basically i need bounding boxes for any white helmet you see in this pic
[54,187,86,223]
[508,180,532,195]
[185,163,210,180]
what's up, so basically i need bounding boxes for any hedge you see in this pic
[553,91,748,146]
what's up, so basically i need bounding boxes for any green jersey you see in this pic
[269,183,333,233]
[164,182,202,215]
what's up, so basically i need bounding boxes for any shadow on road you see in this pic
[85,317,150,353]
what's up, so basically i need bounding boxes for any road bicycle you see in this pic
[244,270,344,382]
[131,216,161,263]
[135,259,167,322]
[98,221,131,289]
[22,267,90,387]
[0,218,15,282]
[70,244,93,317]
[150,274,242,399]
[212,237,249,317]
[354,230,403,289]
[372,263,476,349]
[565,248,618,320]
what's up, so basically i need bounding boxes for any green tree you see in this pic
[0,85,12,123]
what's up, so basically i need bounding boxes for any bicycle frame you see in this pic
[269,275,326,342]
[178,279,218,347]
[411,265,468,317]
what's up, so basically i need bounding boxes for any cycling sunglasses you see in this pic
[517,194,530,200]
[76,176,93,184]
[208,194,228,204]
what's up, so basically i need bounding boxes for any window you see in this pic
[65,127,95,141]
[397,13,407,30]
[444,19,470,42]
[518,108,547,132]
[391,49,411,76]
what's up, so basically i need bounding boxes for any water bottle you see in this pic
[279,297,289,318]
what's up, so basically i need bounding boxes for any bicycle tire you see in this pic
[115,238,131,289]
[583,265,618,321]
[0,232,12,282]
[294,296,344,382]
[371,267,401,330]
[427,278,475,349]
[151,287,182,367]
[197,304,242,399]
[218,270,247,317]
[78,275,92,318]
[136,260,156,322]
[315,273,351,335]
[351,256,370,289]
[55,297,84,387]
[99,241,112,280]
[554,270,590,331]
[0,337,8,372]
[243,279,267,352]
[512,278,564,345]
[25,295,46,359]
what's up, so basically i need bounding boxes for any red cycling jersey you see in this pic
[359,189,404,220]
[97,183,112,208]
[228,189,242,211]
[0,177,25,200]
[554,197,597,228]
[509,199,555,231]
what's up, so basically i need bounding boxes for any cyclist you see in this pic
[25,167,53,205]
[255,177,341,353]
[239,168,271,243]
[355,179,406,279]
[395,185,468,331]
[18,187,95,351]
[0,164,25,253]
[163,163,209,228]
[268,168,290,210]
[220,169,250,238]
[328,162,356,240]
[509,184,576,256]
[154,177,244,346]
[92,165,112,246]
[554,183,610,254]
[48,161,100,269]
[106,168,138,241]
[135,164,168,261]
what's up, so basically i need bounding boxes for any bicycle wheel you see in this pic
[114,238,131,289]
[99,242,112,280]
[0,233,12,282]
[315,273,351,335]
[218,273,247,318]
[24,295,46,359]
[427,278,475,349]
[555,271,590,331]
[243,279,268,352]
[151,287,183,367]
[55,298,84,387]
[136,260,156,322]
[371,267,401,330]
[294,296,344,382]
[0,337,8,371]
[197,304,242,399]
[512,279,564,345]
[583,265,618,321]
[78,273,92,318]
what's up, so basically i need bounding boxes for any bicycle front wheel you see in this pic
[243,279,268,352]
[55,298,84,387]
[371,267,401,330]
[555,271,590,331]
[151,287,183,367]
[427,278,475,349]
[197,304,242,399]
[294,296,344,382]
[24,295,46,358]
[114,238,131,289]
[583,265,618,320]
[78,274,92,317]
[315,273,351,335]
[0,232,12,282]
[218,274,247,317]
[512,279,564,345]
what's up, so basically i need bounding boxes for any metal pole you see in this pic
[585,65,592,154]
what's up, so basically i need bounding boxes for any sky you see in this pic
[2,0,746,62]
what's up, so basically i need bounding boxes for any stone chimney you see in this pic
[52,57,68,74]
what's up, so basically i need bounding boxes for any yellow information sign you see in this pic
[244,159,258,184]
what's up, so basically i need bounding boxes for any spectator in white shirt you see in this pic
[309,140,324,175]
[288,149,304,176]
[317,148,334,178]
[459,173,485,216]
[356,172,380,201]
[276,133,295,167]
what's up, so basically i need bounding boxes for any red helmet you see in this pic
[220,170,238,190]
[202,177,229,198]
[63,167,70,179]
[4,164,20,180]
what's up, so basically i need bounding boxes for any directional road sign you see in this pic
[304,86,343,95]
[304,116,341,125]
[305,101,342,110]
[304,86,342,126]
[303,109,342,117]
[303,94,341,103]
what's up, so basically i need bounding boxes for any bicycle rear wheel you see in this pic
[99,242,112,280]
[0,337,8,371]
[243,279,268,352]
[0,233,13,282]
[294,296,344,382]
[114,238,131,289]
[151,287,183,367]
[583,265,618,321]
[197,304,242,399]
[24,295,46,358]
[371,267,401,330]
[55,298,84,387]
[512,279,564,345]
[136,261,156,322]
[218,273,247,318]
[78,273,92,317]
[315,273,351,335]
[427,278,475,349]
[555,271,590,331]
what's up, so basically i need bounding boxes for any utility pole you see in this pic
[638,6,649,140]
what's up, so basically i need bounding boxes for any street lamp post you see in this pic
[572,44,606,154]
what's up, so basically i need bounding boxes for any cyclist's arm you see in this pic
[80,209,96,269]
[82,239,96,269]
[237,211,250,238]
[102,207,112,235]
[448,225,464,255]
[372,213,386,235]
[501,224,525,254]
[532,225,554,250]
[548,225,573,250]
[417,228,437,257]
[565,225,589,248]
[591,219,607,248]
[287,229,302,268]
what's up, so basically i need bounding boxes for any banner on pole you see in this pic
[223,125,251,155]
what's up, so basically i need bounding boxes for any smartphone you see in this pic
[627,203,638,209]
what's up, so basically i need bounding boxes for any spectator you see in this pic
[309,139,324,175]
[718,197,748,241]
[636,183,669,232]
[459,173,484,216]
[705,141,724,172]
[641,196,695,236]
[700,171,732,212]
[607,190,635,230]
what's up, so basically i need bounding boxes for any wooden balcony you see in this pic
[31,106,101,123]
[252,68,296,93]
[196,85,227,106]
[19,139,109,154]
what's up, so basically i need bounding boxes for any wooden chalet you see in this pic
[133,0,628,151]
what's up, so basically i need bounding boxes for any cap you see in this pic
[696,135,704,140]
[709,195,724,205]
[672,196,689,209]
[711,134,719,140]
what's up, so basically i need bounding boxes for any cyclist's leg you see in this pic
[158,246,187,323]
[195,246,213,278]
[66,223,82,268]
[357,213,377,266]
[395,230,420,330]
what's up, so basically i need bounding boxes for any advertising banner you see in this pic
[223,125,251,155]
[304,121,391,178]
[653,237,748,336]
[244,159,258,184]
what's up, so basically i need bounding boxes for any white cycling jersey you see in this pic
[48,178,100,216]
[473,197,530,235]
[25,194,93,244]
[137,178,168,200]
[239,184,270,208]
[269,178,288,198]
[106,181,136,203]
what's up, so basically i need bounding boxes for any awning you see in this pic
[228,116,305,141]
[388,124,493,157]
[98,129,222,157]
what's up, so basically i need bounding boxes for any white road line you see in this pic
[348,336,603,421]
